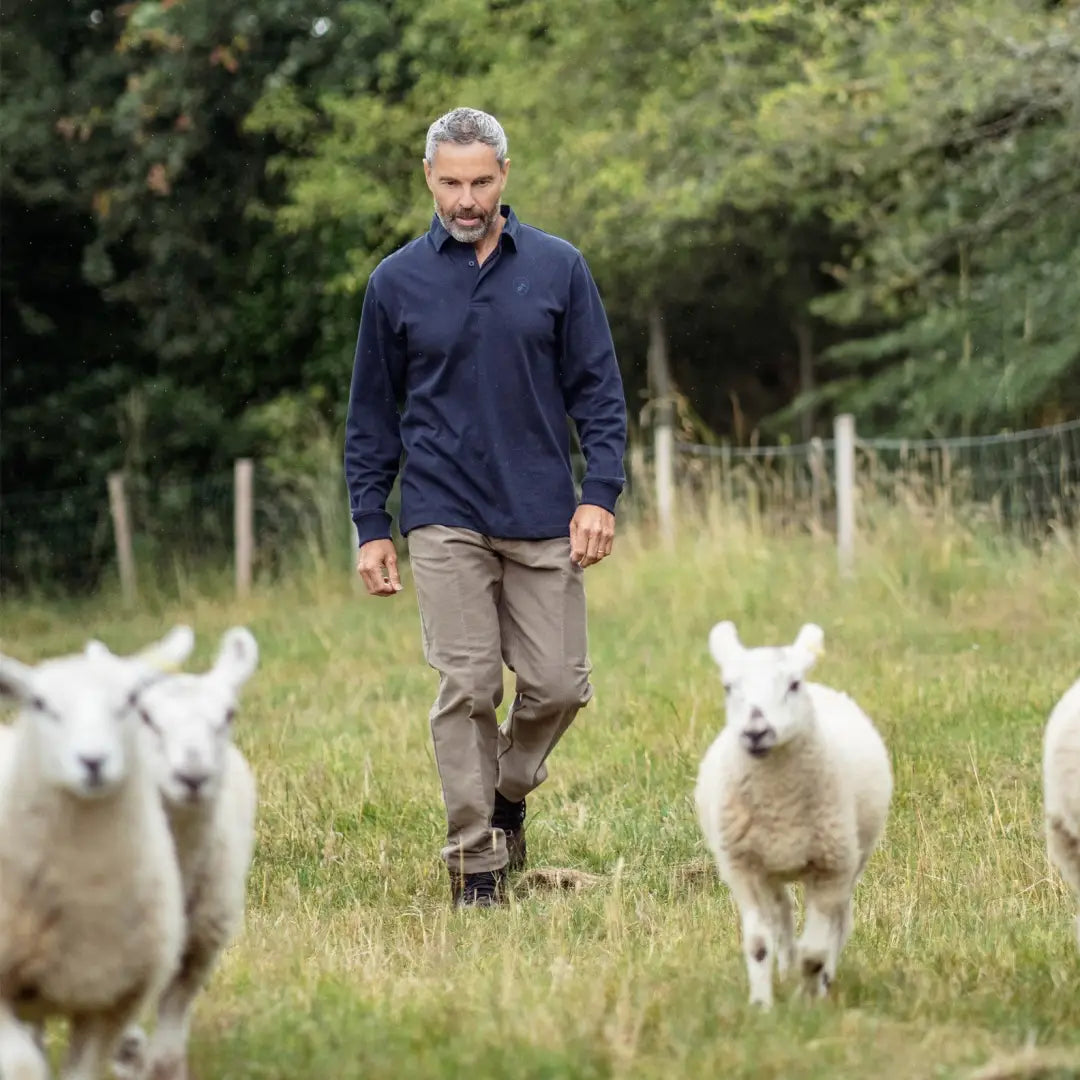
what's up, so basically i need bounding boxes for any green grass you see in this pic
[2,510,1079,1079]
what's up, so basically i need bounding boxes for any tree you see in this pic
[751,2,1080,433]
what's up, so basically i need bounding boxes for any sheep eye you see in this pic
[788,679,801,694]
[30,695,55,718]
[29,695,60,720]
[722,682,733,695]
[223,707,237,725]
[138,707,160,733]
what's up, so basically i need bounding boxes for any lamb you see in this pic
[694,621,893,1009]
[0,627,193,1080]
[0,721,13,779]
[107,626,260,1080]
[1044,674,1080,949]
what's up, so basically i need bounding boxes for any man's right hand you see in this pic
[357,538,403,597]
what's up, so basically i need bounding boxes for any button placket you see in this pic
[476,248,502,284]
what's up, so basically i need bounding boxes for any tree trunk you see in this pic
[794,314,816,441]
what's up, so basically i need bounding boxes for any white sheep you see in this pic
[108,626,260,1080]
[694,621,893,1009]
[0,628,193,1080]
[1044,674,1080,949]
[0,721,14,781]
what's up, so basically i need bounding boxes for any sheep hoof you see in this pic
[149,1053,187,1080]
[111,1026,148,1079]
[798,952,832,998]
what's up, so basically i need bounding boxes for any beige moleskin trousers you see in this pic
[407,525,593,873]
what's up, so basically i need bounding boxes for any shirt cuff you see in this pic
[353,511,393,547]
[579,479,622,515]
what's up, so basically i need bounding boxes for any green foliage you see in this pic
[3,0,1079,587]
[755,3,1080,432]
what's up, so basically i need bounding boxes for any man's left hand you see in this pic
[570,504,615,568]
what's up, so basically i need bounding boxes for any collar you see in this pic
[429,205,519,252]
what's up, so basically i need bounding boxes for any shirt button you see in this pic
[468,260,475,267]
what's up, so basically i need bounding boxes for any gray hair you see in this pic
[424,107,508,166]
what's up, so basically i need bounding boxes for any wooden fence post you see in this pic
[648,305,675,549]
[107,471,137,604]
[835,414,856,577]
[809,436,826,533]
[654,423,675,548]
[234,458,254,599]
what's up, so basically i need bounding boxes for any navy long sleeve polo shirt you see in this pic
[345,206,628,546]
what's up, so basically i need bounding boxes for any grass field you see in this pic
[3,509,1079,1079]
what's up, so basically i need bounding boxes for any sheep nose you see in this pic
[741,724,775,757]
[176,772,209,796]
[79,755,106,784]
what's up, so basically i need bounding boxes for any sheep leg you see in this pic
[798,877,853,998]
[110,1024,149,1080]
[0,1003,48,1080]
[145,944,218,1080]
[1047,815,1080,949]
[837,896,855,955]
[726,873,784,1009]
[63,1012,131,1080]
[772,883,797,979]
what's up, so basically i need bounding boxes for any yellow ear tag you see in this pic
[139,649,183,674]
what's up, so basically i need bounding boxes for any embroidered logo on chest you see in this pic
[513,277,530,296]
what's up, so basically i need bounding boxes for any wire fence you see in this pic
[668,417,1080,537]
[0,466,358,595]
[2,418,1077,595]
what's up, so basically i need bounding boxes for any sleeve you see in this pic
[344,272,407,545]
[559,253,628,513]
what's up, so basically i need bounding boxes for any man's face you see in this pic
[424,141,510,244]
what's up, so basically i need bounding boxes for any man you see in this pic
[344,106,627,907]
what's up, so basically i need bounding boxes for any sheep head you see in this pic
[707,621,825,759]
[0,626,194,799]
[136,627,259,809]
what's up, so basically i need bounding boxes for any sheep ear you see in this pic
[84,640,111,660]
[138,626,195,673]
[791,623,825,673]
[708,621,743,673]
[0,654,34,704]
[212,627,259,692]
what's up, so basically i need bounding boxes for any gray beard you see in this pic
[437,202,499,244]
